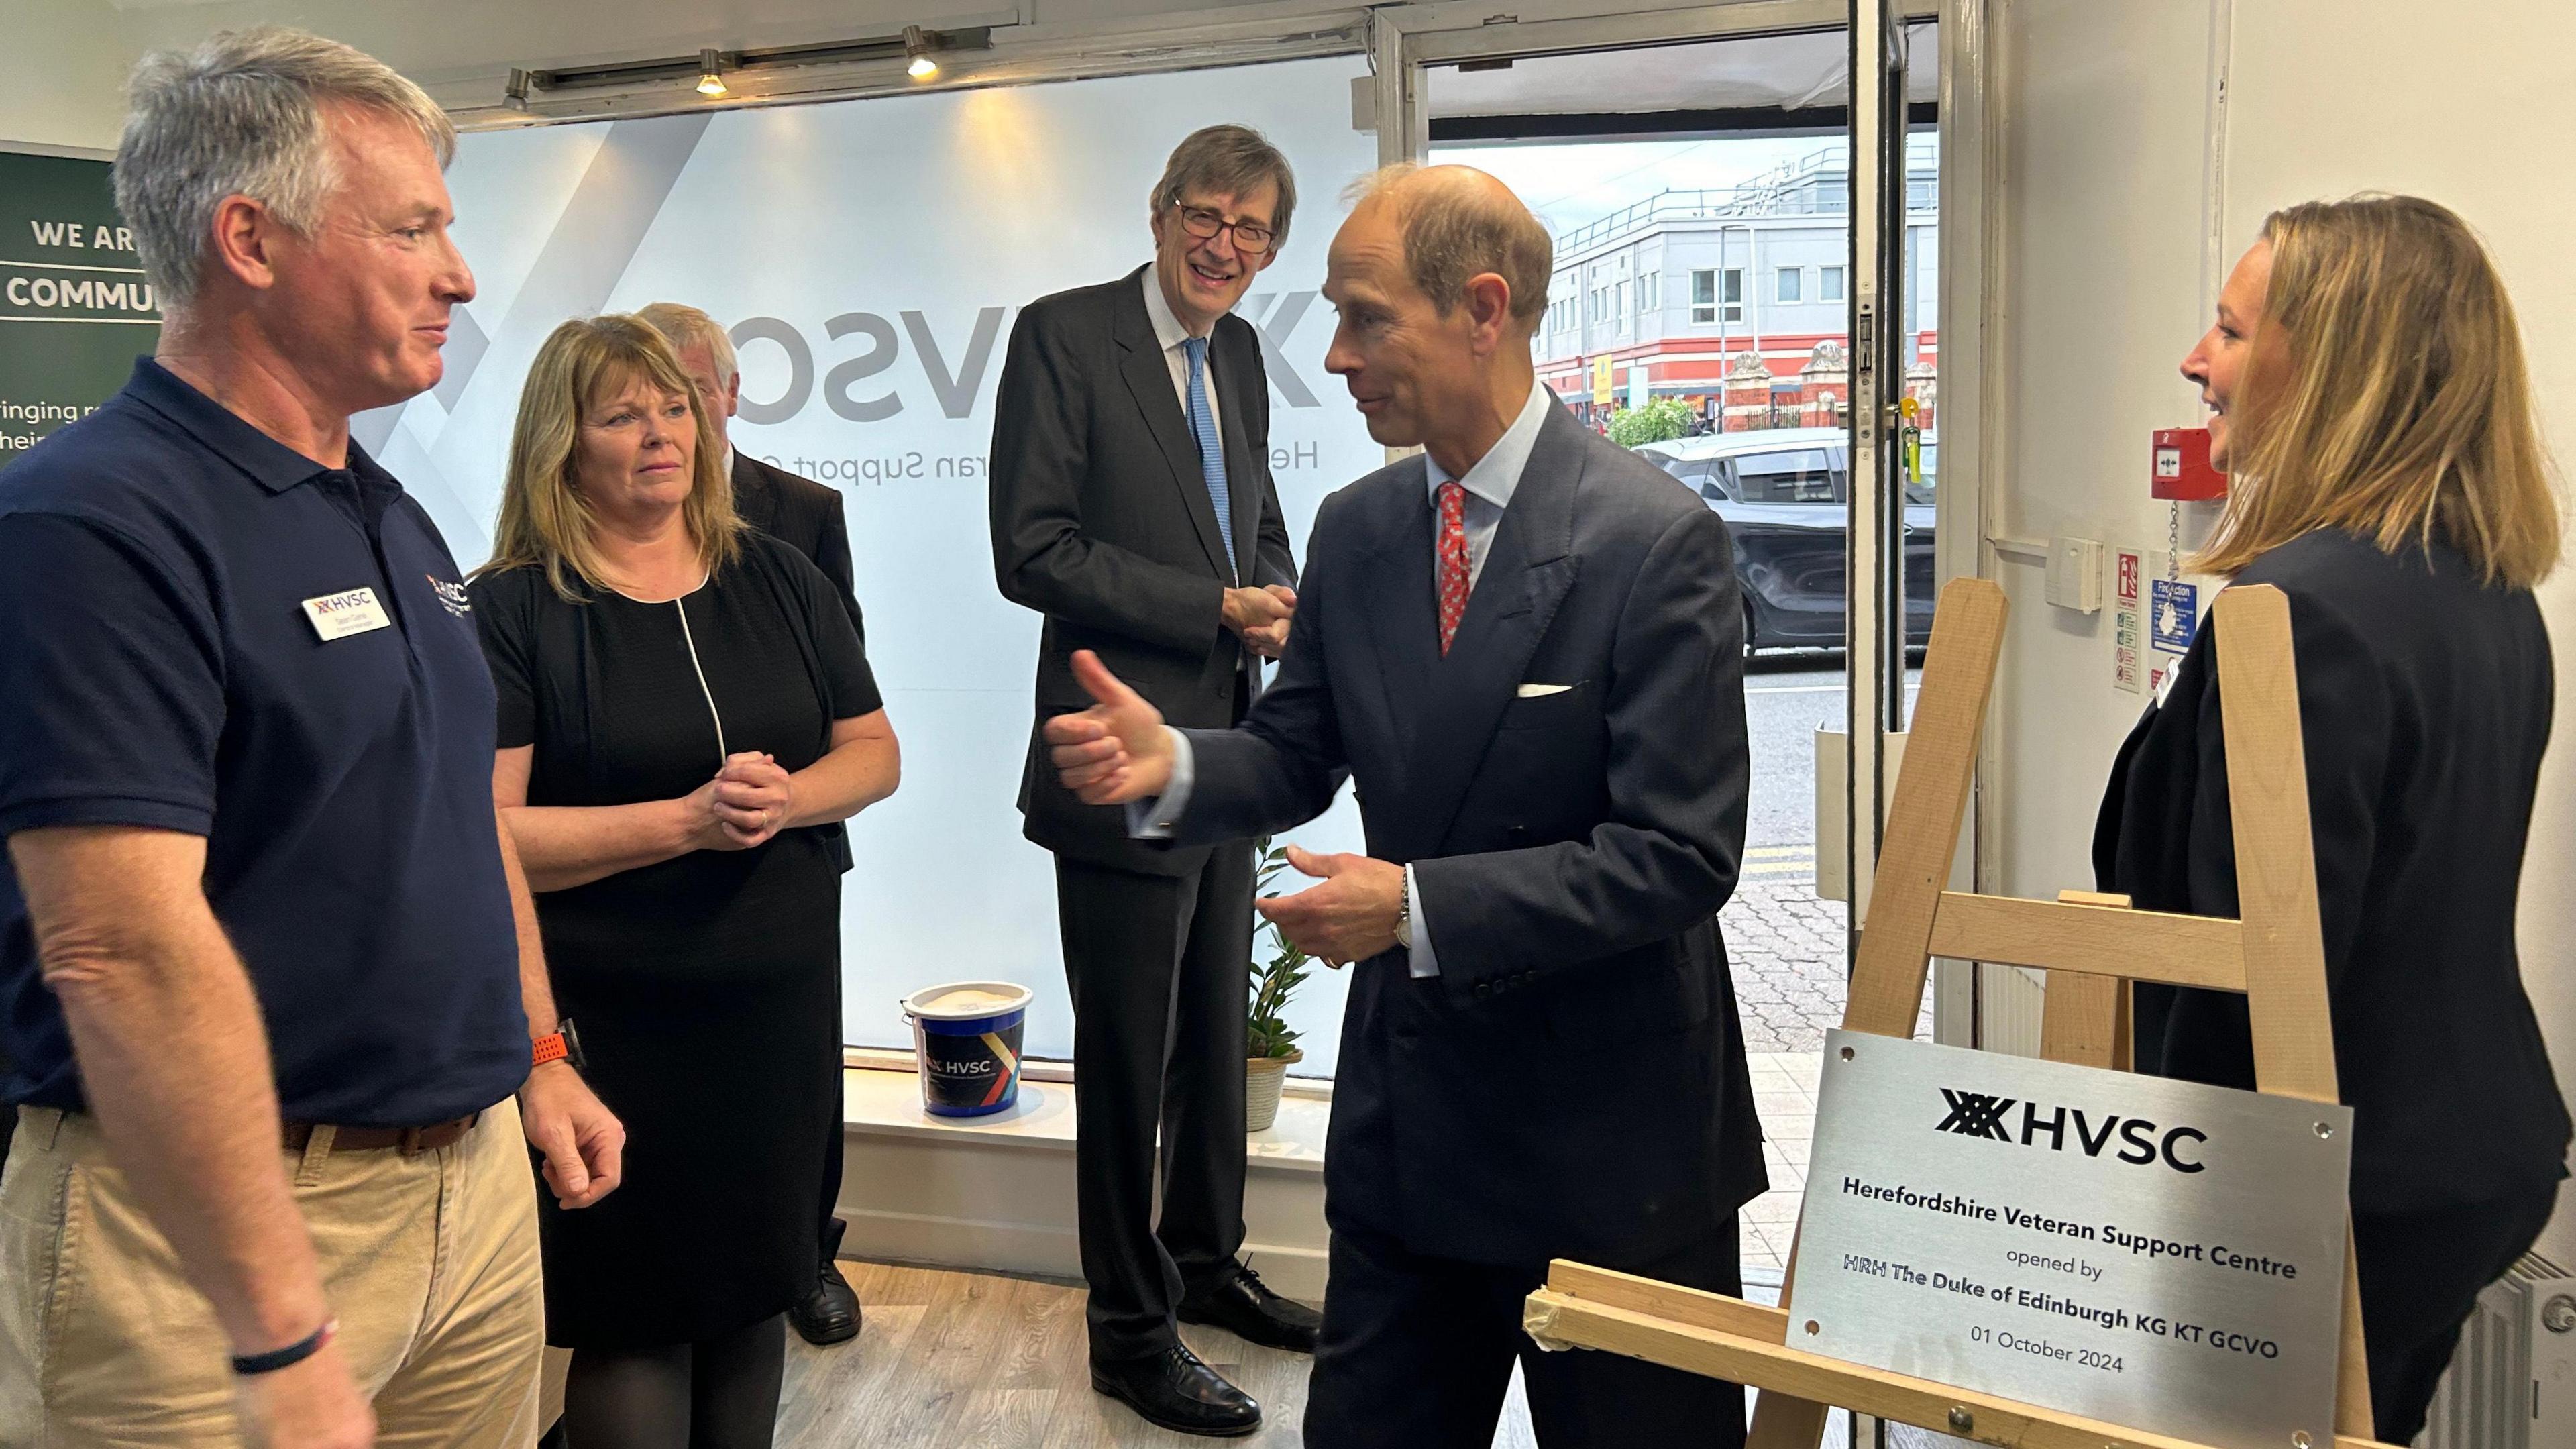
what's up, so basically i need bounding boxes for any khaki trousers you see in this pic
[0,1099,545,1448]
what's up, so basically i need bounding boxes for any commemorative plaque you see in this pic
[1791,1030,2353,1449]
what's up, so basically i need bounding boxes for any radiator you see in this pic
[2417,1252,2575,1449]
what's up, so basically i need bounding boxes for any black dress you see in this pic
[469,533,881,1350]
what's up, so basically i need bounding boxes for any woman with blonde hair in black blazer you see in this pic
[2096,194,2567,1444]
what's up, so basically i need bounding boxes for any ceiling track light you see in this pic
[513,25,989,103]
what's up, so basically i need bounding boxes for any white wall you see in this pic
[7,0,136,154]
[1986,0,2576,1264]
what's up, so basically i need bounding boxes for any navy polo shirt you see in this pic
[0,359,527,1127]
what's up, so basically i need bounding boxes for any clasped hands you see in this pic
[1045,649,1403,967]
[684,750,796,851]
[1223,584,1297,659]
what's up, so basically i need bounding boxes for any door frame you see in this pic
[1371,0,1994,1053]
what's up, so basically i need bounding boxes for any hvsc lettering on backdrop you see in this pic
[727,290,1329,427]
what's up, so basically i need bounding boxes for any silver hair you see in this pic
[633,302,739,389]
[114,26,455,310]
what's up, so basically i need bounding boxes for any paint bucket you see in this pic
[902,981,1032,1118]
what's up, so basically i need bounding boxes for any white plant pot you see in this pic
[1246,1049,1302,1133]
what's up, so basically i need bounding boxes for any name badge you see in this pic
[301,586,393,641]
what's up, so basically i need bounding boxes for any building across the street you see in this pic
[1534,138,1939,433]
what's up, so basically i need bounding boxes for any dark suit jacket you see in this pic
[732,451,862,641]
[990,266,1296,876]
[731,450,865,873]
[1159,396,1767,1266]
[2094,529,2571,1215]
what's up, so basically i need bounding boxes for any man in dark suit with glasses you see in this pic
[987,125,1314,1438]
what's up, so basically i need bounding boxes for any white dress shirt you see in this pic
[1140,266,1222,443]
[1135,380,1556,979]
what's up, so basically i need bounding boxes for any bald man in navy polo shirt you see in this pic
[0,30,621,1448]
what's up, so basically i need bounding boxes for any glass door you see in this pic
[1844,0,1912,928]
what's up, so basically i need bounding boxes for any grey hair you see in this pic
[1148,125,1298,250]
[634,302,739,389]
[1343,163,1553,330]
[115,26,456,309]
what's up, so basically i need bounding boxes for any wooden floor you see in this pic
[779,1260,1540,1448]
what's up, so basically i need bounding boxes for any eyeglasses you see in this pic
[1171,203,1276,255]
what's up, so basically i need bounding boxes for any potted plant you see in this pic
[1246,839,1312,1133]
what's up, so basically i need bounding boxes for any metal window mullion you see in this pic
[1845,0,1907,937]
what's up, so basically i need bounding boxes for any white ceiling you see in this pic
[1428,25,1939,122]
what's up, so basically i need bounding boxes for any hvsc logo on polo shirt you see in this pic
[1935,1087,2210,1173]
[300,586,392,641]
[427,574,472,618]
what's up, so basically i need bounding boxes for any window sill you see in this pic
[841,1065,1328,1175]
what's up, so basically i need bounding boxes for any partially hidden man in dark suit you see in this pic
[988,127,1318,1437]
[641,301,870,1351]
[1045,165,1766,1449]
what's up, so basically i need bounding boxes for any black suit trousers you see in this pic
[1304,1216,1746,1449]
[1054,844,1254,1360]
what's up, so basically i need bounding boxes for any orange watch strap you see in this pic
[531,1032,568,1068]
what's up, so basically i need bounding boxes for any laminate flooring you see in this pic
[777,1260,1540,1448]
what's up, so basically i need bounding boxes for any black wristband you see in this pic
[231,1318,336,1376]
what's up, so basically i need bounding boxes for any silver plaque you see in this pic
[1790,1030,2353,1449]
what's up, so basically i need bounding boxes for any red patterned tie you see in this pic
[1436,480,1470,655]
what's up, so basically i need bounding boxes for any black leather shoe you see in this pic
[788,1255,861,1346]
[1091,1343,1262,1437]
[1178,1265,1322,1354]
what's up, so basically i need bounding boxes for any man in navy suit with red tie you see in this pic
[1046,164,1767,1449]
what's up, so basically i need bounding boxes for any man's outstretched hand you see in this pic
[1257,845,1405,968]
[1045,651,1176,805]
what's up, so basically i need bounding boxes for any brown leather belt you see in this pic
[281,1112,479,1157]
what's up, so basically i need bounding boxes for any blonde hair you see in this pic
[482,315,741,601]
[2196,195,2561,588]
[634,301,737,389]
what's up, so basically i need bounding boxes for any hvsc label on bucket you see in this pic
[902,981,1030,1118]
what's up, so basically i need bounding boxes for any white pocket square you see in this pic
[1515,683,1574,698]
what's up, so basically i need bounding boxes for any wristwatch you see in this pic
[1393,882,1413,951]
[531,1018,586,1071]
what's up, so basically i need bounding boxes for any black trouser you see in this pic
[1054,847,1254,1362]
[1305,1216,1747,1449]
[2353,1183,2559,1444]
[816,1142,845,1266]
[818,993,844,1270]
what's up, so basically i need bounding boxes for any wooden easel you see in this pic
[1521,576,2398,1449]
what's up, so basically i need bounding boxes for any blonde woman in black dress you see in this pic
[470,315,899,1448]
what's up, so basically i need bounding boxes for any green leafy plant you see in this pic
[1607,396,1695,447]
[1248,839,1312,1061]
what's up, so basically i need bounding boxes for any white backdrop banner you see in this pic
[364,57,1381,1067]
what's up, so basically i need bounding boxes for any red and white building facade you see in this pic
[1534,142,1941,433]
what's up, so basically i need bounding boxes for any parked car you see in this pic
[1634,427,1937,655]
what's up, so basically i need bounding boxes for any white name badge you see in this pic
[301,586,393,641]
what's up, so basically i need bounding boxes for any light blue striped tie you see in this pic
[1181,337,1237,580]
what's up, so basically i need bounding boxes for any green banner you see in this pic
[0,149,160,461]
